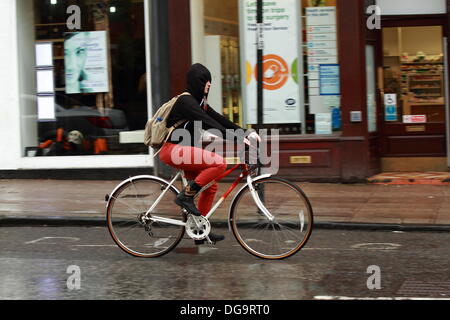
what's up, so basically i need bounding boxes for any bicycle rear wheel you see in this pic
[106,176,186,258]
[230,177,313,260]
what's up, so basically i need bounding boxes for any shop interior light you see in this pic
[50,0,57,5]
[110,6,116,13]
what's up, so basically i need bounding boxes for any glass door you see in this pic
[380,24,448,165]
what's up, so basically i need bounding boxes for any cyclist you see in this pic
[159,63,260,244]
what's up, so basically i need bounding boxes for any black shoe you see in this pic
[175,182,202,216]
[175,192,202,216]
[195,233,225,245]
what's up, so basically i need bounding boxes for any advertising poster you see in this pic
[239,0,302,125]
[64,31,109,94]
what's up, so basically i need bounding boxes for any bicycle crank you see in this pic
[186,215,211,241]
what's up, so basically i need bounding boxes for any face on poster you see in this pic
[65,31,109,94]
[240,0,302,125]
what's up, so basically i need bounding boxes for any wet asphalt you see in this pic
[0,226,449,300]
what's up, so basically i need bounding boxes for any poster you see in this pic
[315,113,332,135]
[240,0,302,124]
[319,64,340,96]
[306,6,340,116]
[64,31,109,94]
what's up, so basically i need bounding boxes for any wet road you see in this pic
[0,226,449,300]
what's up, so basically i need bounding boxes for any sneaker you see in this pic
[195,232,225,245]
[175,192,202,216]
[175,182,202,216]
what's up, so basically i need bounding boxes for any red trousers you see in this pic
[159,143,227,216]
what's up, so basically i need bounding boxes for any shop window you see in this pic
[26,0,148,157]
[200,0,340,136]
[382,26,445,124]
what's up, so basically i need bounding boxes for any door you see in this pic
[379,17,449,172]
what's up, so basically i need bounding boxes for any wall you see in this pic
[17,0,37,156]
[377,0,446,15]
[0,0,22,170]
[401,26,443,55]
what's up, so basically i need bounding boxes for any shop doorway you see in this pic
[380,18,449,172]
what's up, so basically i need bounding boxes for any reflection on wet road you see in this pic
[0,227,449,300]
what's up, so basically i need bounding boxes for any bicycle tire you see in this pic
[230,177,313,260]
[106,176,186,258]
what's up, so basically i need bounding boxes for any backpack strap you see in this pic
[153,120,186,157]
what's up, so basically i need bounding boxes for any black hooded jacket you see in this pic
[166,64,246,146]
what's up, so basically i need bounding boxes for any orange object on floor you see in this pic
[94,138,108,154]
[368,172,450,185]
[39,140,53,149]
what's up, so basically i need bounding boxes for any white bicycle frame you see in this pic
[144,171,275,229]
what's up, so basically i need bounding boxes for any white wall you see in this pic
[0,0,22,170]
[17,0,38,155]
[204,35,223,114]
[0,0,154,170]
[377,0,446,15]
[190,0,206,65]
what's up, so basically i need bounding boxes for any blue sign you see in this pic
[319,64,340,96]
[384,94,397,122]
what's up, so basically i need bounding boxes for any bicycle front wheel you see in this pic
[230,177,313,260]
[106,176,186,258]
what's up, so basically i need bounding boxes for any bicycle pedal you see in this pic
[194,239,216,246]
[194,240,205,245]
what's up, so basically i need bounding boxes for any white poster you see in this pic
[306,6,340,117]
[240,0,302,125]
[36,70,55,93]
[65,31,109,94]
[37,96,56,120]
[315,113,332,135]
[35,43,53,67]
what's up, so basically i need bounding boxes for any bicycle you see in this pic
[105,150,313,260]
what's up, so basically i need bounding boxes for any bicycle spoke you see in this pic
[231,178,313,259]
[107,178,185,258]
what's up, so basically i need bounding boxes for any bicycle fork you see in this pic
[246,175,275,222]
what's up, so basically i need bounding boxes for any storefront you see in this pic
[377,0,450,172]
[1,0,155,176]
[186,0,450,181]
[2,0,450,181]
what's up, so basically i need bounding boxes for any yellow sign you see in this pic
[290,156,312,164]
[406,126,426,132]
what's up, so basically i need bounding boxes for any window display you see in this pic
[202,0,340,135]
[29,0,148,157]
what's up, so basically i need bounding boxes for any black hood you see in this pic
[186,63,212,104]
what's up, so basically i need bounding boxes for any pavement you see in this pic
[1,179,450,231]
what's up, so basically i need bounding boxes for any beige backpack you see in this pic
[144,92,190,156]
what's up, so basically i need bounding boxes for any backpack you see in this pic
[144,92,190,156]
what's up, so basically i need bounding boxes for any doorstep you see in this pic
[368,172,450,185]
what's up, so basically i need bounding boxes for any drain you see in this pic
[397,280,450,296]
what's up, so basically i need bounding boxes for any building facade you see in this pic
[1,0,450,181]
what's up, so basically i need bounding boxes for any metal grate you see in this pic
[397,280,450,297]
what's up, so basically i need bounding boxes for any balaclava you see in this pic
[186,63,212,104]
